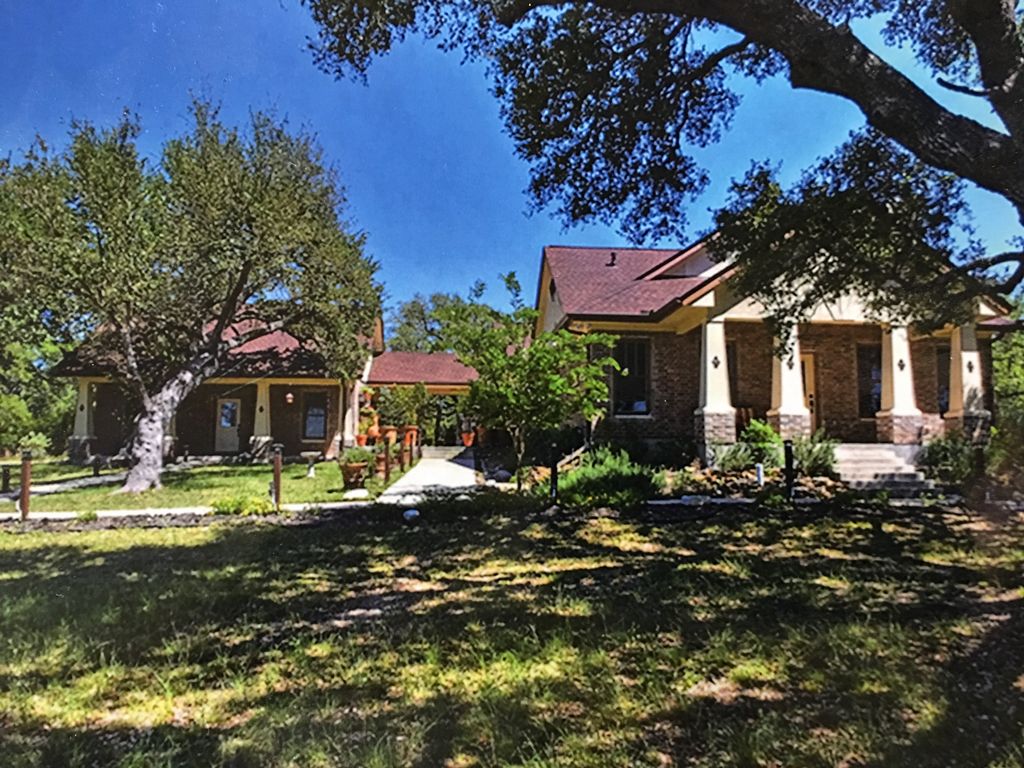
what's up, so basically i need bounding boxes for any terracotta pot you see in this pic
[367,424,381,439]
[375,453,387,477]
[382,425,399,443]
[341,461,368,489]
[461,431,475,447]
[355,434,368,447]
[403,426,418,446]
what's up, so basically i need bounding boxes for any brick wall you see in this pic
[269,384,341,456]
[725,321,773,420]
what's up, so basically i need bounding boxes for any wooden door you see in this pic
[215,398,241,453]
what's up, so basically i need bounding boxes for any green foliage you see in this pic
[992,302,1024,477]
[793,429,838,477]
[17,432,51,458]
[210,495,276,517]
[0,340,75,453]
[919,431,975,486]
[556,446,663,510]
[340,446,375,465]
[388,292,469,352]
[441,274,617,485]
[74,509,98,523]
[0,393,32,454]
[373,386,404,427]
[713,442,754,473]
[740,419,783,468]
[380,383,431,427]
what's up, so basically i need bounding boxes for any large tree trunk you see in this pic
[119,366,211,493]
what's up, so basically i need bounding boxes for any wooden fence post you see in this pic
[19,450,31,521]
[384,434,392,485]
[272,443,283,511]
[399,430,407,472]
[783,440,795,500]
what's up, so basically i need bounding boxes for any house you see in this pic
[535,242,1011,459]
[57,325,478,462]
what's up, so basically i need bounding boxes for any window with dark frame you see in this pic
[857,344,882,419]
[302,391,328,440]
[612,338,651,415]
[936,344,951,414]
[726,341,739,406]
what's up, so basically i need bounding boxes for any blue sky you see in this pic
[2,1,1020,314]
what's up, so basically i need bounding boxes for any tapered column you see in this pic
[342,381,359,447]
[876,324,922,444]
[68,379,94,464]
[250,381,273,459]
[694,318,736,455]
[767,332,811,439]
[326,383,345,459]
[945,323,990,442]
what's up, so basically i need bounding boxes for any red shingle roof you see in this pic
[367,351,477,386]
[544,244,727,319]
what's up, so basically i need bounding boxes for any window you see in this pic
[219,400,238,428]
[936,344,951,414]
[612,339,651,415]
[303,391,328,440]
[857,344,882,418]
[726,341,739,406]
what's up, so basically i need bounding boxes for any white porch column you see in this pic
[876,324,922,444]
[946,323,990,442]
[767,332,811,439]
[694,318,736,455]
[342,380,360,447]
[250,381,273,459]
[326,382,345,459]
[69,378,94,464]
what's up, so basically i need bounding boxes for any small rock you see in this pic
[492,469,513,483]
[343,489,371,500]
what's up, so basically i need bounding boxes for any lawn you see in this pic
[1,498,1022,767]
[0,462,403,513]
[0,458,120,486]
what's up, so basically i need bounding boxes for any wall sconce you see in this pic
[711,356,721,369]
[897,359,906,372]
[967,360,975,373]
[285,392,295,405]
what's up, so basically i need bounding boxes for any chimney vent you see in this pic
[606,251,617,267]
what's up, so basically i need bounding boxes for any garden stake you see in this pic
[384,435,392,485]
[272,443,283,511]
[19,450,31,521]
[783,440,795,500]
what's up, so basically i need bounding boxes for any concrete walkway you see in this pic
[377,448,479,506]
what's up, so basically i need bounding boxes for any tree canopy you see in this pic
[0,100,381,490]
[388,292,473,352]
[302,0,1024,326]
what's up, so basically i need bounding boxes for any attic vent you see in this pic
[548,279,556,299]
[606,251,617,267]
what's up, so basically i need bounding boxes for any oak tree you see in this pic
[0,101,381,492]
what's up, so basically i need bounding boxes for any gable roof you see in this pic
[367,351,477,387]
[542,242,729,320]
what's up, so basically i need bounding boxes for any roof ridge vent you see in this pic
[606,251,617,267]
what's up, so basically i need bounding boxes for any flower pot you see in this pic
[461,431,475,447]
[367,424,381,440]
[341,461,368,489]
[355,434,368,447]
[375,453,387,477]
[382,425,399,444]
[403,426,418,446]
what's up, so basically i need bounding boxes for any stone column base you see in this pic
[876,411,923,444]
[68,436,94,465]
[945,410,992,445]
[767,410,812,440]
[695,409,736,465]
[250,435,273,461]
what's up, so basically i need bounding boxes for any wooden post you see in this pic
[19,450,31,521]
[399,430,407,472]
[272,443,283,512]
[384,434,392,485]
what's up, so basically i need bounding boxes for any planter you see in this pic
[403,426,418,446]
[367,424,381,440]
[375,453,387,477]
[341,461,368,489]
[355,434,368,447]
[382,425,399,444]
[461,431,475,447]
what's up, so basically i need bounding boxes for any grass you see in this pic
[0,461,408,513]
[0,457,119,486]
[1,498,1022,766]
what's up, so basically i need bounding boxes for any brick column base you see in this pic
[767,411,812,440]
[695,409,736,465]
[876,412,923,444]
[945,410,992,445]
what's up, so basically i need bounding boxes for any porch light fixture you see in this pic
[786,357,795,370]
[285,392,295,405]
[967,360,975,373]
[711,355,720,369]
[897,359,906,372]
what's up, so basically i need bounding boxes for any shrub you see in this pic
[340,446,376,465]
[793,429,838,476]
[712,442,754,472]
[17,431,51,458]
[919,431,975,486]
[556,446,663,510]
[740,419,783,467]
[211,495,276,516]
[75,509,98,522]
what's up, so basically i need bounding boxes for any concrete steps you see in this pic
[420,446,466,460]
[834,444,935,496]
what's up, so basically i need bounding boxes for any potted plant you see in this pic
[374,387,403,444]
[339,446,374,488]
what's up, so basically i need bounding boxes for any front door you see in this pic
[215,398,241,453]
[800,354,818,431]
